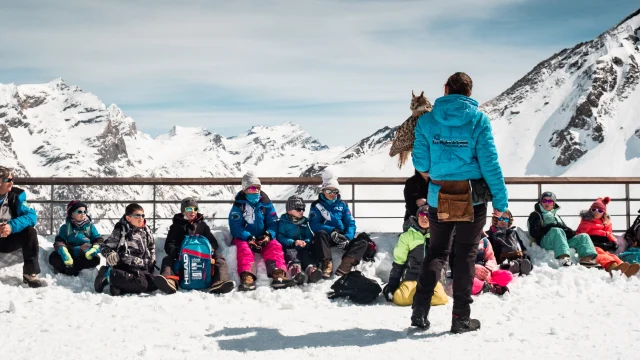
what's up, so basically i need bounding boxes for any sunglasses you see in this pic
[293,208,305,212]
[184,206,198,213]
[73,210,88,215]
[2,178,13,183]
[322,189,340,195]
[247,186,261,192]
[128,214,145,219]
[497,217,510,223]
[418,211,428,218]
[591,208,604,214]
[541,198,554,204]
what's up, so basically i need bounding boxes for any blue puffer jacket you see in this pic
[412,94,508,212]
[54,217,103,256]
[228,191,278,241]
[309,194,356,240]
[5,188,38,234]
[277,214,314,249]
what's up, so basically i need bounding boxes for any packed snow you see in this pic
[1,228,640,360]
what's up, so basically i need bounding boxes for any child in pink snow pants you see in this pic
[228,171,296,291]
[472,237,513,296]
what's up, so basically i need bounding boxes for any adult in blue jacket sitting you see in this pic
[49,201,103,276]
[277,195,323,284]
[409,73,509,334]
[0,166,43,287]
[309,170,367,279]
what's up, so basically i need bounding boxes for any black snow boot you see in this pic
[410,307,430,330]
[451,315,481,334]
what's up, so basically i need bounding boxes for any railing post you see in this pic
[537,183,542,200]
[49,184,54,236]
[153,184,157,233]
[626,183,631,230]
[351,184,356,218]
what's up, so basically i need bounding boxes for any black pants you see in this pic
[284,248,316,270]
[49,250,100,276]
[0,226,40,274]
[109,266,157,295]
[160,253,230,284]
[313,231,368,264]
[413,204,487,318]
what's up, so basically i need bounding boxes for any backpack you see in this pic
[175,235,213,290]
[358,233,377,262]
[327,271,382,304]
[624,214,640,247]
[491,228,524,262]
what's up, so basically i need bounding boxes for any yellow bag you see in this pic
[393,281,448,307]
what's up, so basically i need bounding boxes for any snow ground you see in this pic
[1,230,640,360]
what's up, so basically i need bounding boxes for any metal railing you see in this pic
[13,177,640,235]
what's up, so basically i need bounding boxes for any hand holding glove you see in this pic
[84,244,100,260]
[247,236,262,253]
[475,264,491,281]
[105,251,120,267]
[257,232,272,247]
[331,231,349,249]
[58,247,74,267]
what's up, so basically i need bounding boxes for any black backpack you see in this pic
[327,271,382,304]
[624,213,640,247]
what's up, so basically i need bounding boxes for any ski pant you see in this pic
[595,247,622,269]
[160,253,230,284]
[413,204,487,319]
[49,249,100,276]
[109,266,157,295]
[0,226,40,274]
[284,248,316,270]
[313,231,368,264]
[540,228,597,259]
[471,269,513,295]
[393,280,448,307]
[233,238,285,278]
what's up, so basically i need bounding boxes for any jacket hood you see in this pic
[431,95,480,127]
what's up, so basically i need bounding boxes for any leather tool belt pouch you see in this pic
[432,180,473,222]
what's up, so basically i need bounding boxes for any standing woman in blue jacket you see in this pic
[0,166,43,287]
[410,73,508,334]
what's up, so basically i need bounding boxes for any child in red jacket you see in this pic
[577,197,639,277]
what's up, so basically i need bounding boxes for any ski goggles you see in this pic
[2,178,13,183]
[496,217,510,223]
[322,189,340,195]
[246,186,261,192]
[591,208,604,214]
[73,209,88,215]
[418,211,428,218]
[184,206,198,213]
[541,198,554,204]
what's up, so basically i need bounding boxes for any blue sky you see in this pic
[0,0,637,146]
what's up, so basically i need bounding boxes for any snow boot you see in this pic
[22,273,43,288]
[288,263,306,285]
[153,275,178,294]
[481,282,509,296]
[238,272,256,292]
[607,262,629,275]
[579,257,600,268]
[451,315,481,334]
[507,260,520,275]
[270,269,297,290]
[410,307,430,330]
[94,266,110,293]
[321,259,333,279]
[625,263,640,277]
[519,258,532,276]
[558,256,572,267]
[335,256,357,277]
[209,280,235,294]
[306,265,323,284]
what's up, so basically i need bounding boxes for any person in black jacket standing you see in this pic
[155,197,234,294]
[403,170,428,230]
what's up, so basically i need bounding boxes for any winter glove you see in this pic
[247,236,262,253]
[57,247,74,267]
[257,233,271,248]
[131,257,145,268]
[105,251,120,267]
[331,231,349,249]
[382,284,394,302]
[475,264,491,281]
[85,245,100,260]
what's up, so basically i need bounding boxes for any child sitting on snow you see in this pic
[229,171,295,291]
[485,209,532,276]
[383,206,448,306]
[472,236,512,296]
[576,197,640,277]
[94,203,159,296]
[49,201,103,276]
[277,195,323,284]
